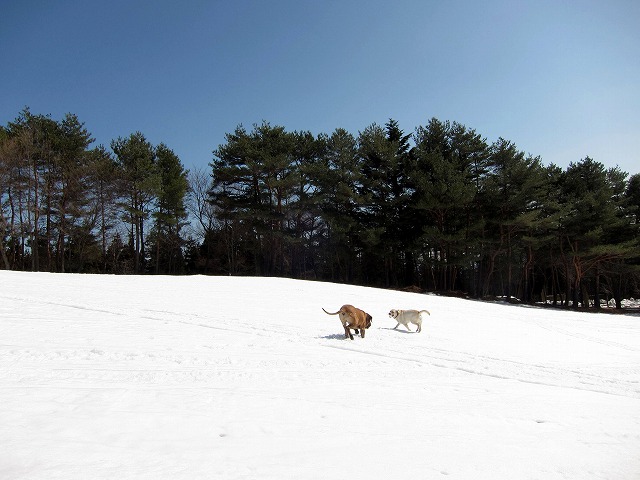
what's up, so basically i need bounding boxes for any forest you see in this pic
[1,108,639,309]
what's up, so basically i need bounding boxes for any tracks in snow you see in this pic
[3,292,639,399]
[325,341,640,399]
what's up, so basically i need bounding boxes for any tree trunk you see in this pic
[31,161,40,271]
[139,214,145,273]
[0,212,11,269]
[594,265,601,310]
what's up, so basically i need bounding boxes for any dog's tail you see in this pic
[322,308,340,316]
[419,309,431,316]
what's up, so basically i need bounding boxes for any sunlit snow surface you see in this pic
[1,271,639,479]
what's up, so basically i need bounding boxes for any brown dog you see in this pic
[322,305,373,340]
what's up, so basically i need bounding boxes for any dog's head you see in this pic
[388,309,399,319]
[365,313,373,329]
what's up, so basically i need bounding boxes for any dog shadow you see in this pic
[320,328,415,340]
[319,333,348,340]
[380,327,415,334]
[319,333,373,340]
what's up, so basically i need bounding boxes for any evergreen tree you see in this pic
[2,109,96,272]
[626,174,640,225]
[111,132,158,273]
[0,126,12,269]
[447,122,490,295]
[7,110,58,271]
[52,113,95,272]
[411,119,481,292]
[150,143,189,274]
[557,158,634,307]
[289,130,325,278]
[357,120,414,286]
[86,145,119,272]
[313,128,363,283]
[482,138,546,299]
[593,168,640,307]
[210,122,297,275]
[623,174,640,300]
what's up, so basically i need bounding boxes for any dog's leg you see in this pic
[360,327,365,338]
[344,325,354,340]
[404,324,412,332]
[394,323,400,330]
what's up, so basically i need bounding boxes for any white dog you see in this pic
[388,309,430,333]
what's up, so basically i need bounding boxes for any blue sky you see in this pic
[2,0,639,175]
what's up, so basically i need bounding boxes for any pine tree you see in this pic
[482,138,546,299]
[557,158,635,307]
[355,120,415,286]
[111,132,158,273]
[411,118,482,292]
[86,145,119,272]
[53,113,95,272]
[151,143,188,274]
[210,122,297,275]
[313,128,364,283]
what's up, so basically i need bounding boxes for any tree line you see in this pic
[0,109,188,275]
[1,109,639,309]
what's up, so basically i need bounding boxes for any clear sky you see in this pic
[2,0,639,175]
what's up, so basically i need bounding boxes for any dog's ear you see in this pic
[366,314,372,328]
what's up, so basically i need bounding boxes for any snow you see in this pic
[1,271,639,480]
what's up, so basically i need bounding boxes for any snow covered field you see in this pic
[1,271,639,479]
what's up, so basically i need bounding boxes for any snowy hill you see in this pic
[1,271,639,479]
